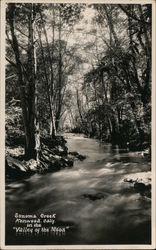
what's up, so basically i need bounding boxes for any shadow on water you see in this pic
[5,133,151,245]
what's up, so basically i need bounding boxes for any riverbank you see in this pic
[6,135,86,181]
[69,127,151,157]
[5,102,87,181]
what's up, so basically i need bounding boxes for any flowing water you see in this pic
[5,133,151,245]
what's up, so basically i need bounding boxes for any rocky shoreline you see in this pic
[6,135,86,181]
[124,171,151,199]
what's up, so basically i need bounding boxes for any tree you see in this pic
[7,3,40,159]
[76,4,151,149]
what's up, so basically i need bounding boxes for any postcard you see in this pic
[0,0,155,249]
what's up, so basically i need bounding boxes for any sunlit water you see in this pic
[5,133,151,245]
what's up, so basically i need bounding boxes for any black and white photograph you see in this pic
[0,0,155,248]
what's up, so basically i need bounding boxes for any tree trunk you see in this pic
[26,3,40,160]
[8,4,31,158]
[36,25,56,138]
[39,10,56,137]
[8,4,40,160]
[56,9,62,131]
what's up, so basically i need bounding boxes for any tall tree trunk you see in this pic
[39,10,56,137]
[50,6,56,137]
[55,9,62,131]
[8,3,40,160]
[138,5,151,107]
[104,7,120,143]
[103,5,119,45]
[36,25,56,138]
[26,3,40,160]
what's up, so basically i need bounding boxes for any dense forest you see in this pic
[5,3,151,177]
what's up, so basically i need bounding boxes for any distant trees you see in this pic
[73,4,151,150]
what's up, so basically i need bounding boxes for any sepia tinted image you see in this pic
[5,2,152,246]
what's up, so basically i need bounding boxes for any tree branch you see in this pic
[16,26,29,38]
[118,4,151,25]
[6,74,17,80]
[5,56,17,67]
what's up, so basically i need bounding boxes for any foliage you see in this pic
[70,4,151,151]
[6,3,151,158]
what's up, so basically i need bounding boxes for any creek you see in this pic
[5,133,151,245]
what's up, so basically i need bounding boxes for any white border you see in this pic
[0,0,155,249]
[0,0,6,250]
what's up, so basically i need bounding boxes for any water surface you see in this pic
[6,133,151,245]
